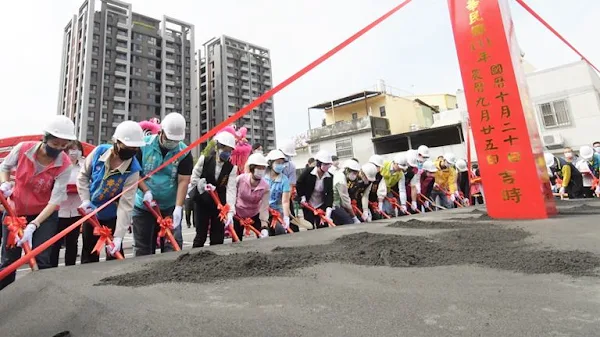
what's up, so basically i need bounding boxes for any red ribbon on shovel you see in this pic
[236,216,261,238]
[0,193,38,270]
[300,202,335,227]
[385,196,410,215]
[268,208,294,234]
[368,201,391,219]
[206,189,240,242]
[350,200,363,218]
[143,201,181,251]
[77,208,124,260]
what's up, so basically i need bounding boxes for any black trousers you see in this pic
[193,202,224,247]
[184,198,194,227]
[302,204,328,229]
[582,187,595,198]
[288,200,299,233]
[132,206,180,257]
[81,217,123,264]
[50,216,82,267]
[233,213,262,241]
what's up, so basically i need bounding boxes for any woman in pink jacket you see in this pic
[234,153,270,240]
[0,116,76,290]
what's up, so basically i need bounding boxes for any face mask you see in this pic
[254,149,263,155]
[161,137,179,150]
[253,169,266,179]
[273,163,285,174]
[219,150,231,162]
[115,144,137,160]
[564,152,573,159]
[44,143,62,159]
[594,146,600,153]
[68,149,82,162]
[348,172,358,181]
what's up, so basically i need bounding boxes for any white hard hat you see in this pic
[315,150,333,164]
[214,132,236,148]
[279,140,297,157]
[44,115,77,140]
[417,145,430,158]
[455,159,468,172]
[161,113,186,141]
[422,160,438,173]
[406,149,419,167]
[266,149,286,161]
[543,152,555,168]
[113,121,145,147]
[394,153,408,169]
[344,159,361,172]
[368,154,384,168]
[247,153,268,166]
[579,145,594,160]
[576,160,591,173]
[443,153,457,166]
[362,163,378,182]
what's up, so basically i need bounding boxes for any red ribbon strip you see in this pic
[92,225,113,255]
[368,201,391,219]
[3,216,27,248]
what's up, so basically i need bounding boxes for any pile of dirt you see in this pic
[388,219,483,229]
[558,204,600,215]
[100,223,600,287]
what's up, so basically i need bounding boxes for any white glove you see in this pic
[196,178,207,194]
[411,201,418,211]
[283,216,290,229]
[79,200,94,214]
[301,196,307,204]
[17,223,36,248]
[143,190,154,205]
[361,209,371,222]
[559,186,565,195]
[352,216,361,224]
[225,212,234,228]
[424,200,431,209]
[378,202,384,213]
[325,207,333,220]
[260,229,269,238]
[205,183,216,192]
[109,237,122,256]
[450,194,456,202]
[399,205,407,214]
[0,181,14,198]
[433,183,440,190]
[172,205,183,229]
[454,191,461,198]
[595,185,600,195]
[415,183,421,194]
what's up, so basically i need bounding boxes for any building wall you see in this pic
[292,131,375,169]
[323,95,386,125]
[404,94,458,111]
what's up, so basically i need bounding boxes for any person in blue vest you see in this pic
[77,121,144,263]
[132,113,193,256]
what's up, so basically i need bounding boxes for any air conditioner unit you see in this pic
[543,134,564,149]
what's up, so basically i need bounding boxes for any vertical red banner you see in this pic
[448,0,556,219]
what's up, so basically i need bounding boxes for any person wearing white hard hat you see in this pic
[77,120,144,263]
[419,160,439,211]
[455,159,471,205]
[543,152,559,193]
[579,145,600,179]
[234,153,271,239]
[576,145,600,197]
[331,159,362,225]
[368,155,384,171]
[416,145,430,164]
[431,153,459,209]
[190,131,238,247]
[556,147,584,199]
[296,150,334,228]
[278,139,300,232]
[0,115,76,290]
[365,162,387,220]
[131,113,192,256]
[404,149,423,212]
[264,150,293,236]
[381,153,410,215]
[349,162,380,222]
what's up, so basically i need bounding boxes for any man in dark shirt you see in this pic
[132,113,193,256]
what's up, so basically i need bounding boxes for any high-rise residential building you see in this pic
[57,0,199,145]
[199,35,276,150]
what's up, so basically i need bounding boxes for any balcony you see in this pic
[114,81,127,90]
[165,33,175,42]
[165,57,175,64]
[116,33,128,41]
[117,20,128,29]
[114,95,127,103]
[165,91,175,97]
[115,57,128,65]
[113,108,127,115]
[165,68,175,75]
[309,116,390,142]
[165,80,175,86]
[115,70,127,77]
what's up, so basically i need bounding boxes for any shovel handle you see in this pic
[77,208,124,260]
[0,194,38,270]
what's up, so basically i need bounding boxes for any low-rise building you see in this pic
[403,93,458,112]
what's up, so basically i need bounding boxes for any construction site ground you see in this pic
[1,199,599,337]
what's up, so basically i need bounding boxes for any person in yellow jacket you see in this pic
[380,154,409,216]
[432,153,458,209]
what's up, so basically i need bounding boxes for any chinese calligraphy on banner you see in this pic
[448,0,556,219]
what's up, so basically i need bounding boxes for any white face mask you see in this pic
[254,149,263,155]
[348,172,358,181]
[68,149,82,161]
[564,152,574,159]
[253,169,266,179]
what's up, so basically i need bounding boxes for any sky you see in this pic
[0,0,599,146]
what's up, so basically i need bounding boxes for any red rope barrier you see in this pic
[0,0,414,282]
[515,0,600,73]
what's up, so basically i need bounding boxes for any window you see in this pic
[335,139,353,159]
[92,46,99,55]
[310,144,320,154]
[101,126,107,136]
[379,106,386,117]
[102,112,108,120]
[90,85,97,94]
[104,74,110,82]
[148,37,156,45]
[116,64,126,73]
[104,61,110,69]
[93,34,99,43]
[538,99,571,128]
[133,67,142,76]
[147,70,156,78]
[133,33,142,41]
[102,100,108,109]
[148,47,155,56]
[132,91,141,97]
[107,26,112,34]
[91,72,98,80]
[106,37,112,45]
[106,50,112,58]
[351,112,358,120]
[89,98,96,107]
[92,59,98,68]
[133,44,142,52]
[94,22,100,31]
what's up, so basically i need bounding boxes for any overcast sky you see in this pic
[0,0,598,145]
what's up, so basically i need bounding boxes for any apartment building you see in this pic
[199,35,276,150]
[57,0,199,145]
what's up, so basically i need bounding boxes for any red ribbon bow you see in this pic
[3,216,27,248]
[157,217,174,238]
[92,225,114,254]
[217,203,231,223]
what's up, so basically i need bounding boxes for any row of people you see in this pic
[545,145,600,199]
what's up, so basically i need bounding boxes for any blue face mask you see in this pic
[219,150,231,162]
[273,163,285,174]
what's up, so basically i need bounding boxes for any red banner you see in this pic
[448,0,556,218]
